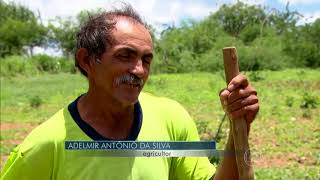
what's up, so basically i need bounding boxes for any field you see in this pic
[1,69,319,179]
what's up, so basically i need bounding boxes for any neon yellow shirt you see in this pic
[1,92,216,180]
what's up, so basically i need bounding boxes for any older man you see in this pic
[1,5,259,180]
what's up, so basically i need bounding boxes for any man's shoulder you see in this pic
[139,92,193,122]
[18,108,67,152]
[31,108,67,138]
[139,92,186,111]
[1,109,69,178]
[139,92,199,140]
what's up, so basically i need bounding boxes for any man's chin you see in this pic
[115,93,140,106]
[113,85,143,105]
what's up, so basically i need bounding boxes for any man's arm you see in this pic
[214,74,259,179]
[214,129,238,179]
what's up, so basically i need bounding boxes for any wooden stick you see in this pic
[222,47,254,180]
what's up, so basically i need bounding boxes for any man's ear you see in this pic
[76,48,92,75]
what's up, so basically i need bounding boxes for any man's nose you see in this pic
[130,59,145,78]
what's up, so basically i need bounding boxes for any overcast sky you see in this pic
[5,0,320,55]
[7,0,320,28]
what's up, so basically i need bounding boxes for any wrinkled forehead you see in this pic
[113,17,152,42]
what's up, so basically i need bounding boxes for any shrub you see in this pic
[302,109,312,119]
[32,54,61,73]
[285,96,294,107]
[197,49,224,72]
[300,92,318,109]
[29,95,43,108]
[238,37,292,71]
[248,71,265,82]
[0,55,79,76]
[239,24,261,44]
[0,55,38,76]
[57,57,77,74]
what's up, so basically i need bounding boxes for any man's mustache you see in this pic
[115,74,144,86]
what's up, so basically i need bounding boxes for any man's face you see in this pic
[88,18,153,106]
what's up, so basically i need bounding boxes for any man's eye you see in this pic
[118,54,130,60]
[143,57,152,64]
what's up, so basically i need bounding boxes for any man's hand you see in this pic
[219,74,259,133]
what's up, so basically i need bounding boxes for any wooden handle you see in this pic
[223,47,254,180]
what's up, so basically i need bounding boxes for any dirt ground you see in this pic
[0,122,39,169]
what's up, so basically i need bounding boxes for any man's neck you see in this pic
[77,90,135,140]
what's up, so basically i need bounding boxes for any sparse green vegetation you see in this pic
[29,95,43,108]
[1,69,319,178]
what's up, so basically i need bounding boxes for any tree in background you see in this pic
[284,19,320,68]
[212,2,266,38]
[0,0,47,57]
[153,2,319,73]
[48,9,103,58]
[48,16,78,58]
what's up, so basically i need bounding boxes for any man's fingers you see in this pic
[227,95,258,112]
[244,103,259,112]
[245,103,260,123]
[228,103,259,121]
[219,89,230,104]
[228,86,257,104]
[227,74,248,91]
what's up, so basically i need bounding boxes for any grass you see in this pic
[1,69,320,179]
[1,73,87,123]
